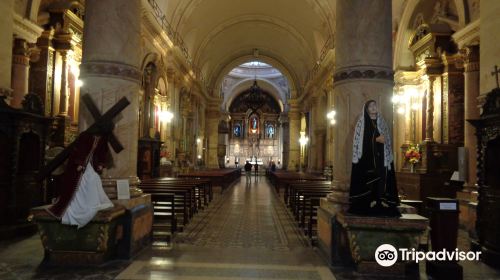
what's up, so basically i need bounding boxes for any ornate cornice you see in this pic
[13,13,43,43]
[80,61,141,83]
[333,66,393,85]
[452,19,480,49]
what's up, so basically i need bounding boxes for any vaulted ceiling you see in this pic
[158,0,336,94]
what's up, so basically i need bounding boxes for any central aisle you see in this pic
[117,176,336,280]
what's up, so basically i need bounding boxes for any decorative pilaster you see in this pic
[10,38,31,108]
[206,99,221,168]
[58,50,69,115]
[425,76,436,142]
[462,46,480,188]
[287,100,301,171]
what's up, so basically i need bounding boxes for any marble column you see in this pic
[78,0,142,193]
[0,0,14,98]
[318,0,394,264]
[327,0,394,209]
[206,100,221,168]
[462,46,480,188]
[10,38,30,108]
[287,100,301,171]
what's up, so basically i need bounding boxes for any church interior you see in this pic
[1,0,500,279]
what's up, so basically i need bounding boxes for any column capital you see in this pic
[12,38,30,66]
[460,45,480,72]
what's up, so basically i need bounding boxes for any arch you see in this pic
[224,78,285,112]
[394,0,469,70]
[172,0,334,36]
[192,14,314,65]
[394,0,420,70]
[140,52,160,73]
[212,54,299,99]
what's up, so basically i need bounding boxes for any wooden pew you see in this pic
[284,180,331,205]
[141,185,192,228]
[153,177,212,205]
[285,181,331,242]
[149,193,176,240]
[143,178,210,208]
[268,171,327,193]
[178,168,241,193]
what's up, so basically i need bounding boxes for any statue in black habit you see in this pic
[348,100,401,217]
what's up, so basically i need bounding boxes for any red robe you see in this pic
[47,132,111,219]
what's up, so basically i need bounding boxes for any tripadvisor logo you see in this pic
[375,244,398,267]
[375,244,482,267]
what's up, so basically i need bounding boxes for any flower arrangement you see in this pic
[404,144,421,172]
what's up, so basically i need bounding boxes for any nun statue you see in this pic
[348,100,401,217]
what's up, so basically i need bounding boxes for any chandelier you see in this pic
[244,79,266,111]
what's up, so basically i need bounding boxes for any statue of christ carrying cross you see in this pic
[46,122,115,228]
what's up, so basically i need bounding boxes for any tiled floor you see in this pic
[116,176,335,279]
[2,175,500,279]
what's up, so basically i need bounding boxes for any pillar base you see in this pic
[31,205,126,265]
[317,197,348,265]
[334,212,428,277]
[113,194,153,258]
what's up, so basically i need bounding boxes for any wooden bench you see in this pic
[267,170,327,193]
[143,178,210,209]
[284,180,332,242]
[149,193,176,241]
[178,169,241,193]
[141,184,194,229]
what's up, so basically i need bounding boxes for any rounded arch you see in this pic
[394,0,470,70]
[192,14,314,64]
[140,52,160,73]
[172,0,334,36]
[224,78,285,112]
[212,54,298,99]
[393,0,420,70]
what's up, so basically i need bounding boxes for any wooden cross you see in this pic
[36,95,130,180]
[82,94,124,153]
[491,65,500,88]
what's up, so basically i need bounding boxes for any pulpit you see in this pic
[0,95,52,239]
[468,87,500,268]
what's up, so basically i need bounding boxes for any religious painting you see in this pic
[233,121,242,138]
[266,122,275,139]
[249,115,259,134]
